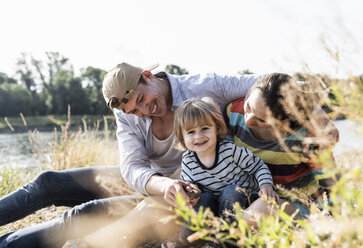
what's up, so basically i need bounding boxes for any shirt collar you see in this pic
[165,72,185,111]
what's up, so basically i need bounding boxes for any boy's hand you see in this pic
[184,185,201,207]
[259,185,280,203]
[163,179,200,207]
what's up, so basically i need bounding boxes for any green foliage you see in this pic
[165,64,189,75]
[0,58,191,117]
[0,83,34,117]
[81,66,109,115]
[175,159,363,247]
[238,69,254,75]
[48,70,91,115]
[329,75,363,123]
[0,52,113,117]
[175,194,296,247]
[0,72,17,84]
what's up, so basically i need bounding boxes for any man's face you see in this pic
[244,89,291,134]
[123,79,169,118]
[243,89,270,129]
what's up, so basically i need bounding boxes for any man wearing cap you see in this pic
[102,62,261,203]
[0,62,260,248]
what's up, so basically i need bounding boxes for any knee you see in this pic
[242,198,275,229]
[220,185,239,197]
[31,170,76,193]
[195,192,217,212]
[32,170,61,188]
[19,170,60,196]
[218,186,251,216]
[63,199,108,220]
[21,170,75,202]
[64,196,136,221]
[220,185,248,204]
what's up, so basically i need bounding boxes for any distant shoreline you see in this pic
[0,115,116,134]
[0,122,117,134]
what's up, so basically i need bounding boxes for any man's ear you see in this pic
[141,70,154,82]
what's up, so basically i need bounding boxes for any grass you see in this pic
[0,205,69,236]
[0,166,36,197]
[48,113,120,170]
[0,110,133,237]
[0,165,61,236]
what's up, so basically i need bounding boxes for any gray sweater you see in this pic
[114,72,260,195]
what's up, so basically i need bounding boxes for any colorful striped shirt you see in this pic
[226,98,316,186]
[180,139,274,195]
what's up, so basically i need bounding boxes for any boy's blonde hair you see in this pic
[174,98,227,150]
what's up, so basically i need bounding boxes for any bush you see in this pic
[0,83,34,117]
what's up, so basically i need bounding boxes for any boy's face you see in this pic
[182,122,217,156]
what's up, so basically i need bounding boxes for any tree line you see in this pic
[0,52,189,117]
[1,51,361,118]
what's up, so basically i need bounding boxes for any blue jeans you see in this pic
[0,166,139,248]
[179,185,259,239]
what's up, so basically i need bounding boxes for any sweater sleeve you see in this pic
[214,73,262,104]
[168,73,262,111]
[232,144,275,188]
[116,112,162,195]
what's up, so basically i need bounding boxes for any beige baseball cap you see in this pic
[102,62,158,110]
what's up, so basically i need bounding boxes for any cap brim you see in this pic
[145,63,159,71]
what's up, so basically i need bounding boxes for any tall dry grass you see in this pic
[48,106,120,171]
[0,107,133,236]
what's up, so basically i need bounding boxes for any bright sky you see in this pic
[0,0,362,78]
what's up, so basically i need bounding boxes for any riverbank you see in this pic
[0,115,116,133]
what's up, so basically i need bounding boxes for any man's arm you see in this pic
[116,112,200,205]
[215,73,262,104]
[116,113,162,195]
[174,73,261,112]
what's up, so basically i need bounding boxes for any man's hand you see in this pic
[303,104,339,155]
[303,128,339,155]
[303,126,338,171]
[163,179,201,207]
[259,185,279,203]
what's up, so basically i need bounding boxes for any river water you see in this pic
[0,131,54,168]
[0,120,362,169]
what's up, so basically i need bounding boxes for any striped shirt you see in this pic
[226,98,316,186]
[180,139,274,195]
